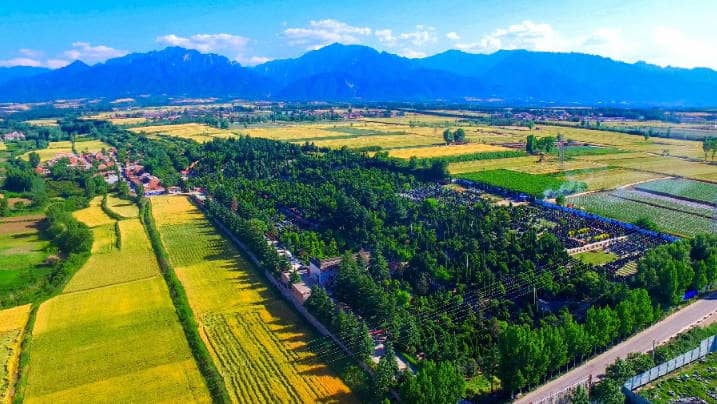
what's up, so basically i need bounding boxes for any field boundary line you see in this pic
[141,199,231,404]
[61,274,159,296]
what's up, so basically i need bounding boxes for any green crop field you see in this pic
[636,178,717,205]
[459,169,586,197]
[0,215,51,306]
[568,192,713,237]
[24,203,210,403]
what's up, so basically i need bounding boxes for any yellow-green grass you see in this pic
[23,119,58,127]
[566,169,664,191]
[151,196,355,403]
[83,114,148,126]
[448,155,606,175]
[0,304,31,404]
[574,250,618,266]
[533,125,706,159]
[594,155,717,182]
[0,142,6,151]
[63,220,158,293]
[0,216,50,301]
[105,195,139,218]
[309,132,441,149]
[129,123,237,143]
[73,197,115,228]
[72,139,112,154]
[388,143,513,159]
[24,204,210,403]
[20,141,73,162]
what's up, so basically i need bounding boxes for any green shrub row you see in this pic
[140,200,230,404]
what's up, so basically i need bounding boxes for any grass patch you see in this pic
[459,169,586,198]
[574,250,618,266]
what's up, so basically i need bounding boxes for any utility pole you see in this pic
[533,286,537,307]
[652,339,656,362]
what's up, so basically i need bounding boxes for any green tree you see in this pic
[453,128,466,143]
[374,341,399,399]
[570,386,589,404]
[28,151,41,168]
[526,135,537,154]
[400,360,465,404]
[0,194,9,217]
[442,129,454,144]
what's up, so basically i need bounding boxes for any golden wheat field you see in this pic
[0,304,31,404]
[151,196,355,404]
[388,143,513,159]
[129,123,237,143]
[20,141,73,162]
[105,195,139,218]
[24,204,210,403]
[72,139,112,154]
[73,197,115,228]
[448,155,606,175]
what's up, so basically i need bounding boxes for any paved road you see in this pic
[515,291,717,404]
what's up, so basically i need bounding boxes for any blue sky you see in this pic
[1,0,715,69]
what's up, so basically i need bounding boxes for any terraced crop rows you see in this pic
[203,312,334,403]
[636,178,717,205]
[568,192,714,237]
[0,304,31,403]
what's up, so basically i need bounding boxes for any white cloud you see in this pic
[63,42,127,64]
[156,33,250,53]
[400,49,427,58]
[0,57,45,67]
[374,25,437,58]
[0,42,124,68]
[445,32,460,41]
[647,26,717,68]
[283,19,372,49]
[398,25,437,47]
[156,33,270,66]
[375,29,397,44]
[456,20,565,53]
[236,55,272,66]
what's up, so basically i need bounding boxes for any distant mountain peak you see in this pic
[0,44,715,106]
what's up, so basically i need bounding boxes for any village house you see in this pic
[309,250,371,287]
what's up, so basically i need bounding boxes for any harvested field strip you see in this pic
[388,143,513,159]
[0,304,31,404]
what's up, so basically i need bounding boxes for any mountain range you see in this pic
[1,43,716,106]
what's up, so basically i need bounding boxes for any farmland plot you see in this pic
[567,192,713,237]
[129,123,236,143]
[636,178,717,205]
[105,195,139,218]
[151,196,354,403]
[24,204,209,403]
[0,304,31,404]
[0,215,51,305]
